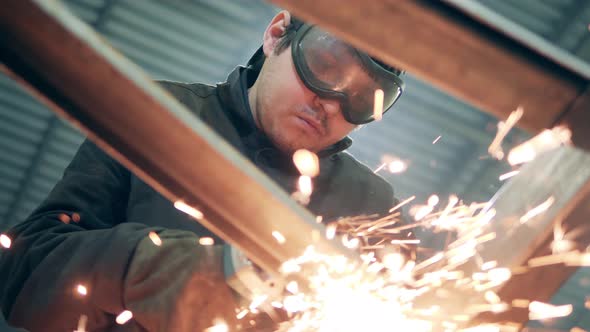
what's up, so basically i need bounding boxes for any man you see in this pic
[0,10,405,332]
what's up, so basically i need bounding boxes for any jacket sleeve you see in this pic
[0,139,151,330]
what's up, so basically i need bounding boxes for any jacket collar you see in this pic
[217,66,353,159]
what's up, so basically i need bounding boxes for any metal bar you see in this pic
[414,146,590,329]
[445,0,590,80]
[556,87,590,152]
[269,0,588,136]
[0,0,354,278]
[470,147,590,327]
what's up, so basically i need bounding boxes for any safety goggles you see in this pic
[292,24,405,125]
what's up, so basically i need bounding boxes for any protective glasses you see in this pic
[292,24,405,125]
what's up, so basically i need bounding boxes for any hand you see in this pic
[123,229,239,332]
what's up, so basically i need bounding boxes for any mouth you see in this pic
[296,115,324,136]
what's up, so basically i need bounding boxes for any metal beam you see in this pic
[0,0,354,280]
[411,147,590,329]
[269,0,589,142]
[556,87,590,151]
[471,147,590,326]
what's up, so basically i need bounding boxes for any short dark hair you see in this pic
[273,18,303,55]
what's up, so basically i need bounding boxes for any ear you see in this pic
[262,10,292,56]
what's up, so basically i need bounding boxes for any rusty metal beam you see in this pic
[471,147,590,327]
[0,0,354,278]
[556,87,590,151]
[269,0,589,142]
[413,147,590,329]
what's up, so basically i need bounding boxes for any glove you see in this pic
[123,229,239,332]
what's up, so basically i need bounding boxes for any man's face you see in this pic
[250,45,358,154]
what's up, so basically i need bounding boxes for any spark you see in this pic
[199,237,215,246]
[342,235,360,249]
[283,294,307,313]
[433,195,459,226]
[204,319,229,332]
[413,195,440,221]
[528,301,572,320]
[236,309,249,320]
[428,195,440,207]
[0,234,11,248]
[325,223,337,240]
[459,324,500,332]
[373,89,384,121]
[432,135,442,144]
[507,125,571,166]
[174,200,203,219]
[520,196,555,223]
[389,195,416,213]
[506,143,536,166]
[74,315,88,332]
[148,231,162,246]
[388,159,407,173]
[249,295,268,311]
[414,252,444,272]
[272,231,286,244]
[373,162,387,173]
[552,239,575,254]
[481,261,497,270]
[528,251,579,267]
[484,291,501,304]
[293,149,319,177]
[498,170,519,181]
[382,253,405,272]
[564,252,590,266]
[390,239,420,245]
[551,221,577,255]
[77,284,88,296]
[488,106,523,160]
[298,175,313,196]
[115,310,133,325]
[268,192,571,331]
[487,268,512,282]
[413,205,434,221]
[286,281,299,294]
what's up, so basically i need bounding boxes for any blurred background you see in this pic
[0,0,588,329]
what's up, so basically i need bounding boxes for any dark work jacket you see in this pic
[0,66,395,331]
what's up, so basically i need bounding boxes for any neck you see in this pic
[247,79,262,130]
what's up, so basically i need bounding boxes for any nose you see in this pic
[315,96,341,118]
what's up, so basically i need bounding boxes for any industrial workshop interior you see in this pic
[0,0,589,331]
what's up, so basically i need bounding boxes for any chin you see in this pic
[275,139,318,155]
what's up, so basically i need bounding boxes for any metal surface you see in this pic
[471,146,590,326]
[446,0,590,79]
[0,0,354,278]
[556,87,590,151]
[269,0,588,137]
[414,146,590,329]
